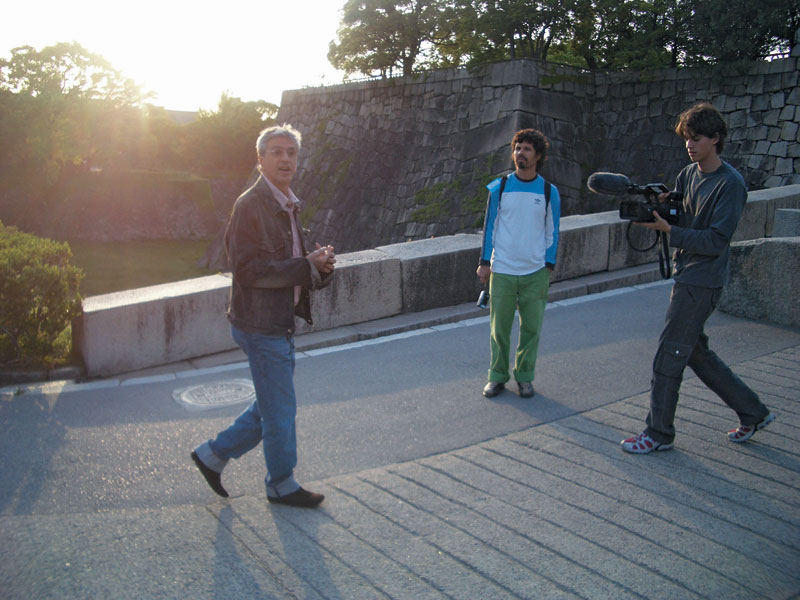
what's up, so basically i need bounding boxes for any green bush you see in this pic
[0,222,83,367]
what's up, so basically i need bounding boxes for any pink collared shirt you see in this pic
[261,175,303,306]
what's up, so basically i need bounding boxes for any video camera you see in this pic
[587,172,685,279]
[587,172,683,224]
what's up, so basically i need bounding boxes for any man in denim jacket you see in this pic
[192,124,335,507]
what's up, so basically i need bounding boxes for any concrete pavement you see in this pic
[1,271,798,599]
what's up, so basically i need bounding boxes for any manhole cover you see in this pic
[173,378,255,411]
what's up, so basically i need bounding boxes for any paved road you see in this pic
[1,281,798,599]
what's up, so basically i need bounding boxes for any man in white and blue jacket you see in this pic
[477,128,561,398]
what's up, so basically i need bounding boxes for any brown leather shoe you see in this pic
[482,381,505,398]
[268,487,324,508]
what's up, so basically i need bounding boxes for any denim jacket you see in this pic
[224,176,333,336]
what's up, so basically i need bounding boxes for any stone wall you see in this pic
[277,57,800,254]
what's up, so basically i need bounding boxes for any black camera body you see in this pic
[619,195,682,224]
[618,183,683,225]
[586,173,683,225]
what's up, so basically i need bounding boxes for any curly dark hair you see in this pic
[675,103,727,154]
[511,128,549,171]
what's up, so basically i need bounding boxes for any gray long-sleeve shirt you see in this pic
[669,160,747,288]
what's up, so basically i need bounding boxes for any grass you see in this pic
[69,239,218,297]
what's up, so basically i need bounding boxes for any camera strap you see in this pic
[658,231,673,279]
[625,222,673,279]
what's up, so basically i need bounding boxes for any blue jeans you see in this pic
[207,326,299,497]
[645,283,769,444]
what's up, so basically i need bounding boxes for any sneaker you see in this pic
[620,431,674,454]
[728,412,775,443]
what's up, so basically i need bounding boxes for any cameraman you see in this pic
[621,103,774,454]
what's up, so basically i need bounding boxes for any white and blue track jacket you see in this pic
[479,173,561,274]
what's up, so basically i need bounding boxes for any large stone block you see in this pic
[459,113,520,160]
[552,214,610,281]
[376,234,483,313]
[74,275,234,378]
[518,85,584,123]
[718,237,800,327]
[734,192,770,241]
[772,208,800,237]
[296,250,402,334]
[760,184,800,235]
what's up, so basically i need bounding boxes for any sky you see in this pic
[2,0,348,112]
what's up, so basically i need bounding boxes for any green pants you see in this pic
[488,268,550,383]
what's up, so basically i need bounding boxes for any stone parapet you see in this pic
[73,276,233,378]
[374,234,484,314]
[295,249,403,334]
[73,185,800,377]
[719,237,800,327]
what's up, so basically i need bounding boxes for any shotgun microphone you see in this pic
[586,172,634,196]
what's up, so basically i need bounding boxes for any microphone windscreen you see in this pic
[587,172,631,196]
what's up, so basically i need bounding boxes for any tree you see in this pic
[535,0,796,69]
[0,43,148,230]
[143,105,189,171]
[470,0,576,62]
[329,0,797,74]
[328,0,454,77]
[0,42,143,105]
[183,93,278,175]
[684,0,799,64]
[555,0,687,70]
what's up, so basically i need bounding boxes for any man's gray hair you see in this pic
[256,124,302,157]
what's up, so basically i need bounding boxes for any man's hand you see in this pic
[476,264,491,284]
[635,191,673,233]
[636,210,671,233]
[309,243,336,274]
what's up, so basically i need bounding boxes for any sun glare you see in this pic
[3,0,344,111]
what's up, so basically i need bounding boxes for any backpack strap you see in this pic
[544,179,551,209]
[498,175,508,204]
